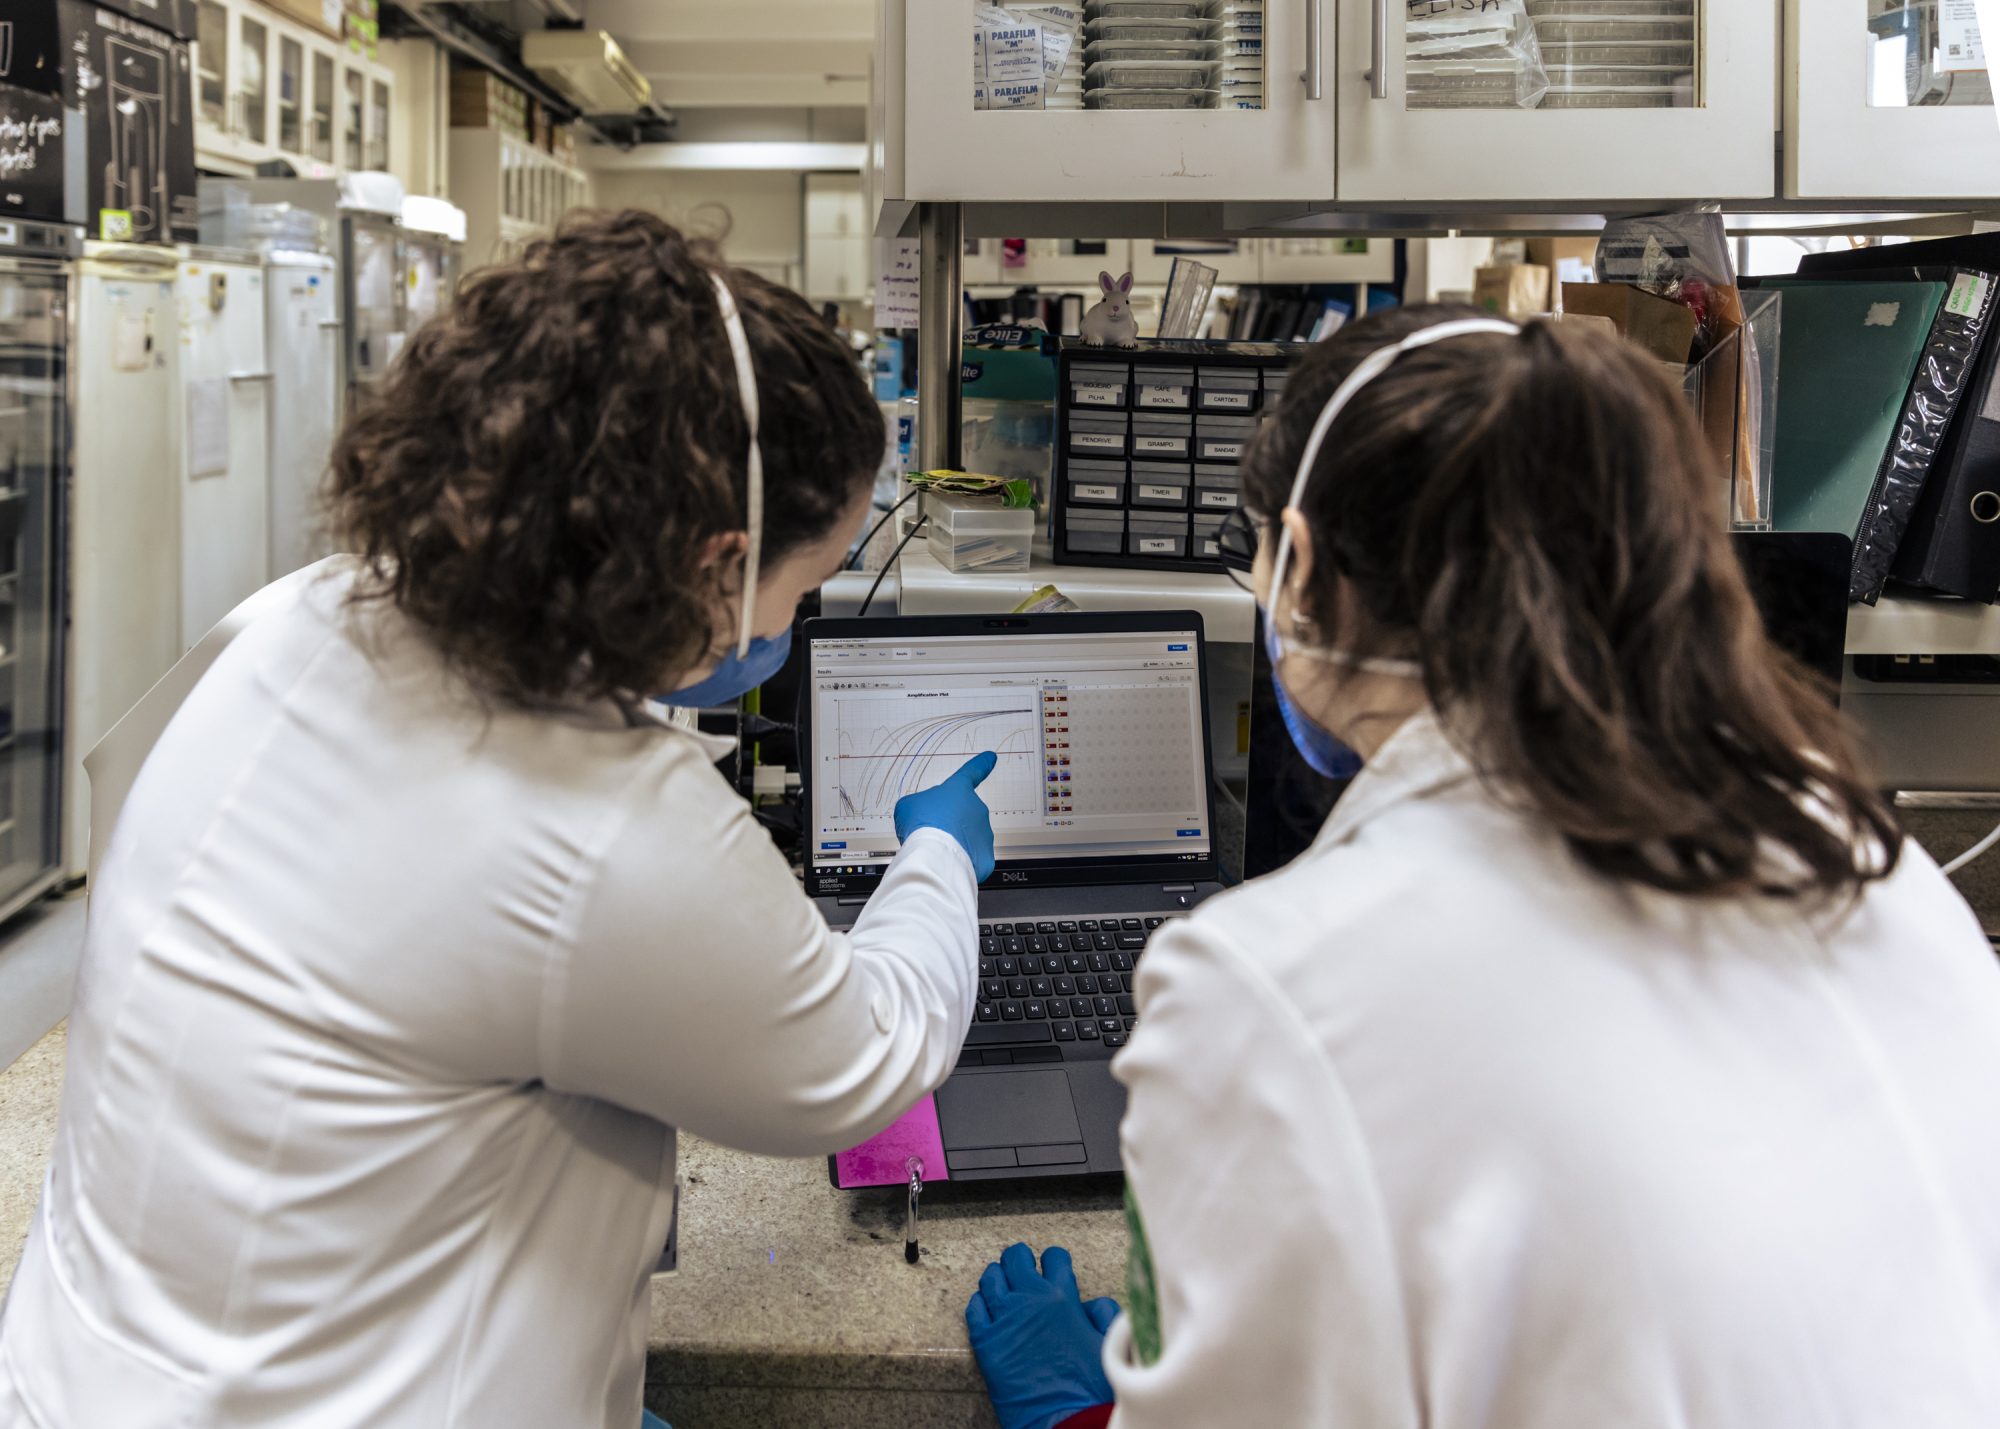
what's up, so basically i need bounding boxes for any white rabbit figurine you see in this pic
[1080,270,1140,349]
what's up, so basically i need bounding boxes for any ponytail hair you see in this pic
[1243,304,1900,901]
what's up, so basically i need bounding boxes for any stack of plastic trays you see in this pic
[1406,0,1546,110]
[1082,1,1217,108]
[1209,0,1263,109]
[1526,0,1697,109]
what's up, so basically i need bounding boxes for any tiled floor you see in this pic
[0,894,86,1072]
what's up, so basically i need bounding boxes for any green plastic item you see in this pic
[1762,277,1946,541]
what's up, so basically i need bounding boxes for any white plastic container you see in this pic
[924,490,1035,572]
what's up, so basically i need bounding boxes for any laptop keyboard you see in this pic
[969,916,1181,1051]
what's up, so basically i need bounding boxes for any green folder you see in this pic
[1762,277,1946,539]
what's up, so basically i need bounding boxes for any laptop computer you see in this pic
[800,610,1225,1181]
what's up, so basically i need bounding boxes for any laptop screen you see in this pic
[804,623,1213,892]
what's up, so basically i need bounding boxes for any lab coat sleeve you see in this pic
[1103,917,1419,1429]
[543,754,980,1157]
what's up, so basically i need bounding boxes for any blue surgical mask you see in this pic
[661,274,782,709]
[1263,612,1363,781]
[660,631,792,707]
[1263,317,1517,775]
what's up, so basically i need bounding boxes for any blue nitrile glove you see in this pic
[965,1243,1120,1429]
[893,751,999,880]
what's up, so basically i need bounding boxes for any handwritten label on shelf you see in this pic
[875,237,921,329]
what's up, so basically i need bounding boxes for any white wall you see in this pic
[590,170,806,287]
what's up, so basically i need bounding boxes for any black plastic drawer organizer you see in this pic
[1053,338,1298,573]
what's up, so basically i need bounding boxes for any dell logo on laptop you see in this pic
[1001,872,1029,884]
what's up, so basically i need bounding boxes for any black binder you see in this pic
[1799,239,2000,602]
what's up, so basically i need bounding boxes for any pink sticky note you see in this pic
[833,1095,950,1189]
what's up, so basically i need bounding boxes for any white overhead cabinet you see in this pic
[1787,0,2000,200]
[896,0,1338,202]
[194,0,392,177]
[1337,0,1778,203]
[805,174,873,302]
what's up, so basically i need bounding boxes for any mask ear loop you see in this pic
[1266,319,1521,647]
[709,273,763,660]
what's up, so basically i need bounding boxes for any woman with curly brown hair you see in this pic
[0,212,995,1428]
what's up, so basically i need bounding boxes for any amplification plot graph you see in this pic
[827,694,1041,818]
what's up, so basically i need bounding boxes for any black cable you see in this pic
[847,490,921,571]
[858,515,928,618]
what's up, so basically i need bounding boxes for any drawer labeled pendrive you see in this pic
[1127,511,1190,558]
[1070,362,1131,410]
[1133,365,1195,411]
[1193,512,1229,558]
[1196,366,1261,414]
[1066,458,1128,506]
[1130,413,1194,462]
[1130,463,1193,509]
[1194,464,1243,509]
[1068,412,1130,458]
[1195,414,1257,463]
[1065,508,1127,555]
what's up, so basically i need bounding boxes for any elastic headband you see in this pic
[709,273,763,659]
[1267,319,1520,629]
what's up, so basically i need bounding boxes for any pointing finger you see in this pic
[952,751,999,789]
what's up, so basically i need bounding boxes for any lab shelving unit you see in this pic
[448,128,592,273]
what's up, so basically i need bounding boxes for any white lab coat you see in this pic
[1106,709,2000,1427]
[0,560,978,1428]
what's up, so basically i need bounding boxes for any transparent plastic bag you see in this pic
[1405,0,1551,109]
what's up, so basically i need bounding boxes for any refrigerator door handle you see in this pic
[318,319,344,329]
[228,371,275,383]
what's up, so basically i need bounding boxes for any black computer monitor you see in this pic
[1242,532,1853,880]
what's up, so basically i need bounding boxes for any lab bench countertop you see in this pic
[0,1025,1128,1426]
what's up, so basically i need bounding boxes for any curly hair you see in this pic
[327,209,883,705]
[1244,304,1900,903]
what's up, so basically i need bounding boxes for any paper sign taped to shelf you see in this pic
[875,237,921,329]
[1940,0,1985,72]
[187,378,228,479]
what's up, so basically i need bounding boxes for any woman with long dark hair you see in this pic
[968,307,2000,1429]
[0,212,996,1428]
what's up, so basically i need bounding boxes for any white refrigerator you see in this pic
[264,250,340,578]
[67,242,181,879]
[175,249,271,651]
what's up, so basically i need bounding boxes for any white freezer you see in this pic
[264,251,340,578]
[176,250,271,650]
[67,242,181,878]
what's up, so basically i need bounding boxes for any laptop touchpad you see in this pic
[936,1070,1082,1149]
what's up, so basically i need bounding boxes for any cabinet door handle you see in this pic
[1365,0,1389,100]
[228,371,274,382]
[1305,0,1325,100]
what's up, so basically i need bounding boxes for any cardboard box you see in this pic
[1,7,68,95]
[1474,262,1552,320]
[88,0,196,40]
[1526,236,1600,288]
[260,0,343,41]
[1558,282,1699,364]
[59,0,198,244]
[0,88,68,223]
[451,67,529,136]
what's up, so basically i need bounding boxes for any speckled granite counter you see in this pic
[0,1024,1125,1428]
[644,1141,1125,1427]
